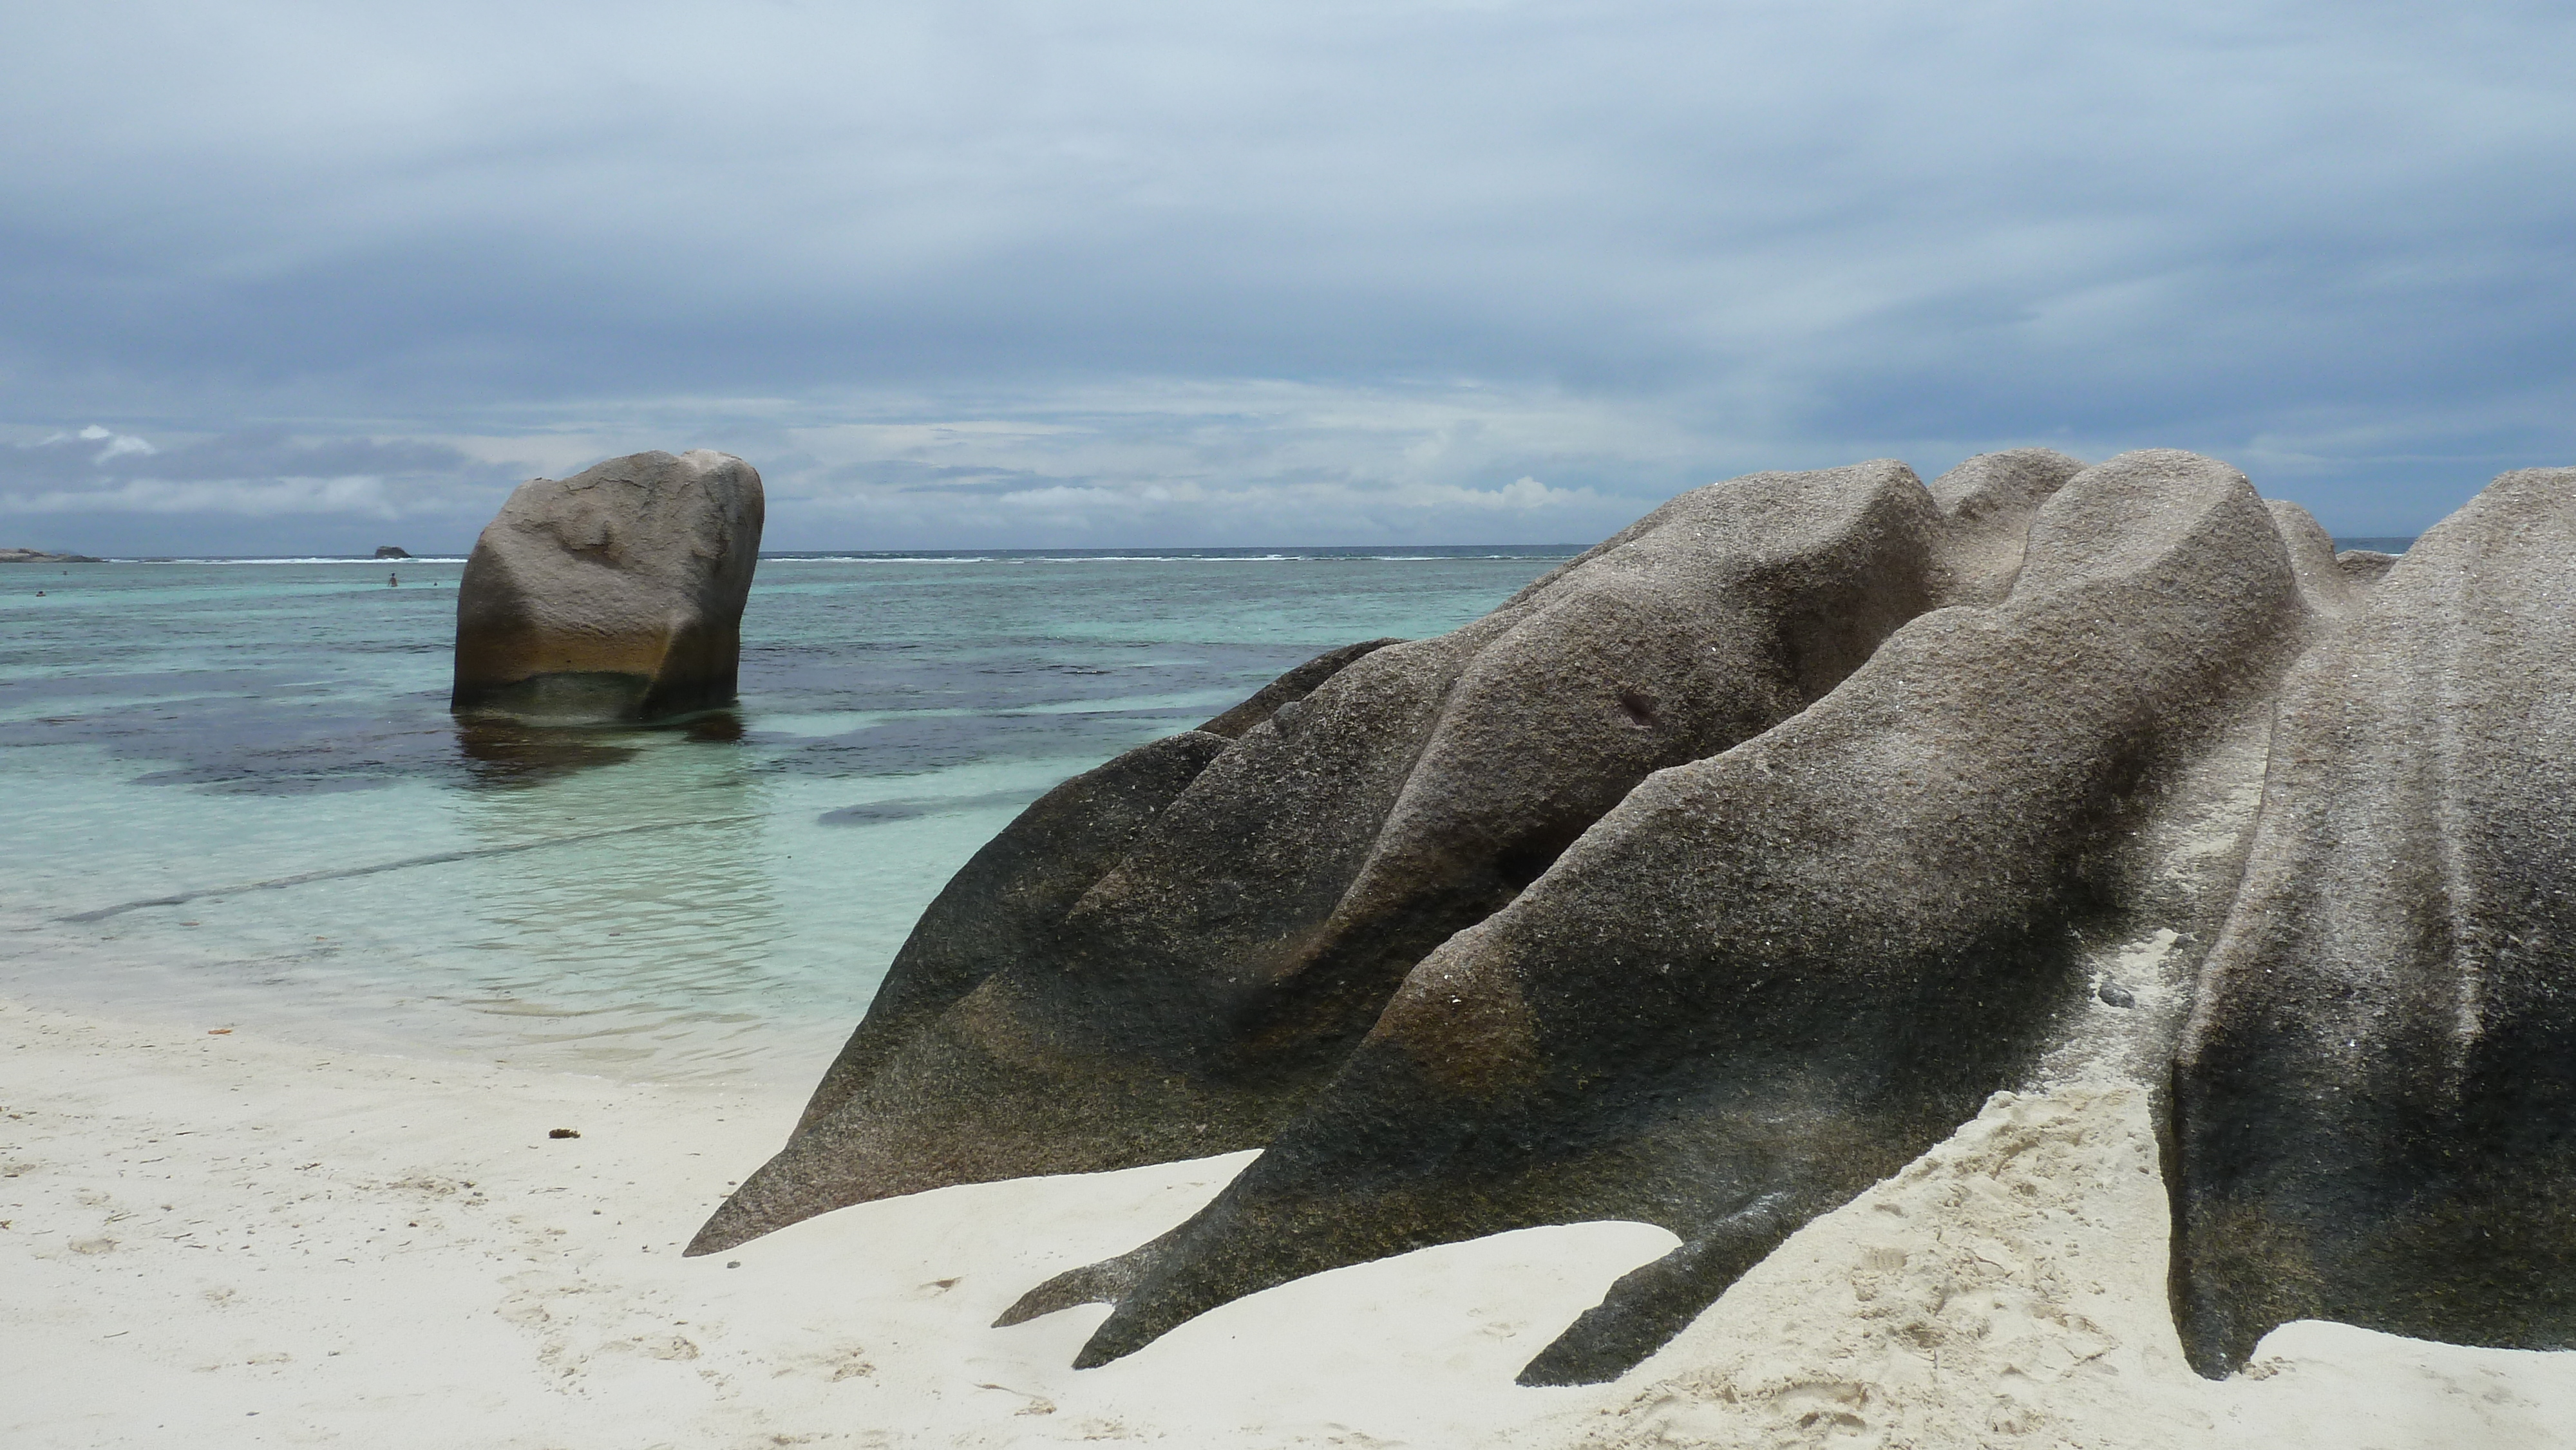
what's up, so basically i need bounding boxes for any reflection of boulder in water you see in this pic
[452,449,763,724]
[453,710,742,787]
[690,451,2573,1389]
[683,711,745,744]
[451,719,643,787]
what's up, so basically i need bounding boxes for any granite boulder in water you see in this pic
[451,449,762,723]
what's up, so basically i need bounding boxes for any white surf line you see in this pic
[57,814,765,923]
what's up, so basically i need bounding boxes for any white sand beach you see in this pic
[8,992,2575,1450]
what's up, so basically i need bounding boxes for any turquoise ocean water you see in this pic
[0,533,2414,1086]
[0,549,1572,1084]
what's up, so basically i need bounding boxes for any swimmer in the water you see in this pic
[388,572,399,587]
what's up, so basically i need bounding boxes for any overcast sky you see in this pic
[5,1,2570,554]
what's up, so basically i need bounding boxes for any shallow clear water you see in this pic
[0,549,1569,1084]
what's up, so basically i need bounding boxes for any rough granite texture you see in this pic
[1028,449,2324,1382]
[690,449,2571,1391]
[451,449,763,723]
[2170,466,2576,1374]
[690,453,2090,1257]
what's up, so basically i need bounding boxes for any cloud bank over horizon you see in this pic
[5,1,2570,552]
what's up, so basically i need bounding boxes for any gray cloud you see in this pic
[3,0,2571,551]
[0,427,531,554]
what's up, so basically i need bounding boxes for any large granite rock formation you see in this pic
[2169,467,2576,1375]
[688,452,2090,1256]
[1002,450,2330,1382]
[451,450,762,723]
[690,449,2571,1389]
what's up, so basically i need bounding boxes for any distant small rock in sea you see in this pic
[374,545,412,559]
[451,449,764,724]
[1,547,103,563]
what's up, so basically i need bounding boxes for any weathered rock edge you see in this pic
[452,449,763,724]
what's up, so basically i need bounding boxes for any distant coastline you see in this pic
[0,538,2430,565]
[5,544,1596,565]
